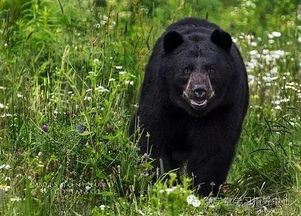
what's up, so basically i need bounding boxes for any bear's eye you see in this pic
[207,67,215,73]
[183,68,191,74]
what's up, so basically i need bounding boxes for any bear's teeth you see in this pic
[190,99,207,106]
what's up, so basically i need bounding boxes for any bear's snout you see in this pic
[183,73,215,109]
[192,84,208,99]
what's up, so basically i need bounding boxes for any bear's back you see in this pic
[166,18,219,34]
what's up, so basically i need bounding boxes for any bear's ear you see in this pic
[210,29,232,52]
[163,31,184,54]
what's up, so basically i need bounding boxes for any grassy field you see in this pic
[0,0,300,215]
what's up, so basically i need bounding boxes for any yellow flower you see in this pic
[0,184,10,192]
[252,94,259,99]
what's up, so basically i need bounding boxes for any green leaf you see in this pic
[95,169,108,179]
[79,131,93,136]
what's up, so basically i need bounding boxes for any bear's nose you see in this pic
[192,84,207,98]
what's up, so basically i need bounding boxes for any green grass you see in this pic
[0,0,300,215]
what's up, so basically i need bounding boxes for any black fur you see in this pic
[210,29,232,52]
[163,31,184,54]
[130,18,249,196]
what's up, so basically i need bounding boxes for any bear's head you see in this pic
[161,29,234,116]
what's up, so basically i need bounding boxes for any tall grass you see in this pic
[0,0,300,215]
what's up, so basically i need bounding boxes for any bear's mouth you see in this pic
[183,90,214,110]
[190,98,208,107]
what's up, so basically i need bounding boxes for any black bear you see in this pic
[130,18,249,196]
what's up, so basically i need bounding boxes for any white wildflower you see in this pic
[165,187,175,194]
[1,113,13,118]
[270,50,285,59]
[272,100,281,105]
[125,80,134,85]
[283,72,290,76]
[0,103,5,109]
[93,59,100,63]
[94,23,101,29]
[95,85,109,92]
[275,105,281,110]
[246,59,258,70]
[270,67,278,74]
[187,194,201,207]
[0,164,11,170]
[100,20,107,25]
[160,186,177,194]
[186,195,197,205]
[262,49,269,55]
[280,98,290,103]
[248,74,255,86]
[0,86,6,90]
[0,185,10,192]
[192,199,201,207]
[249,50,258,56]
[271,32,281,37]
[119,11,131,18]
[119,71,126,75]
[244,1,256,8]
[0,184,10,192]
[59,182,66,190]
[84,96,92,101]
[138,210,145,215]
[85,186,91,192]
[17,94,24,98]
[10,197,22,202]
[102,15,108,21]
[238,34,245,39]
[262,76,278,82]
[245,34,254,40]
[268,33,274,39]
[99,205,105,210]
[115,66,123,70]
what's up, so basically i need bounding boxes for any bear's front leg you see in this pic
[137,124,178,176]
[185,112,240,196]
[186,146,235,196]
